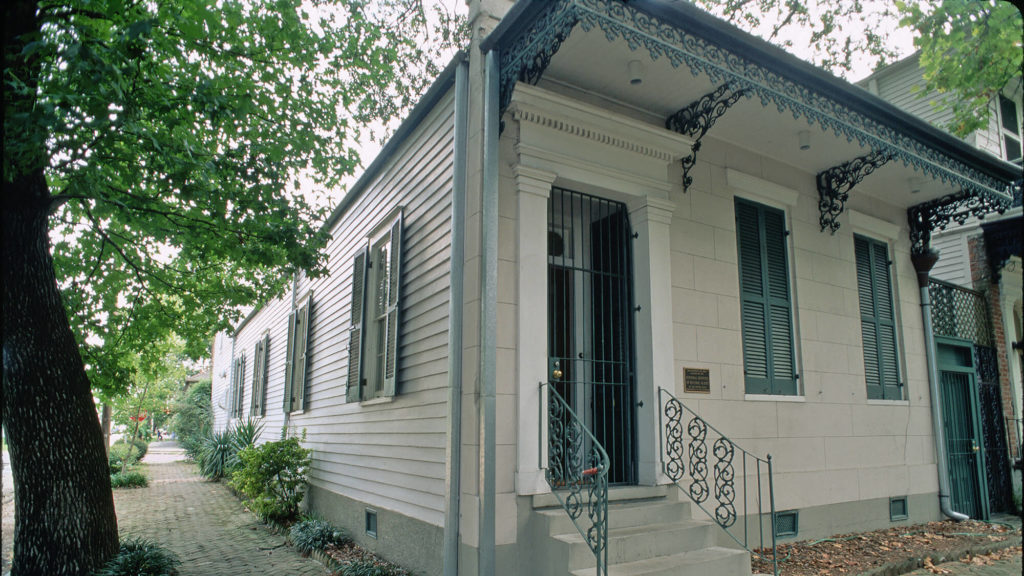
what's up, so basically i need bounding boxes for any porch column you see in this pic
[629,196,676,486]
[515,165,557,495]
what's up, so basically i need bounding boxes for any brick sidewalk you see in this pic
[113,441,328,575]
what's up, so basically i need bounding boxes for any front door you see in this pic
[937,340,989,520]
[548,188,637,485]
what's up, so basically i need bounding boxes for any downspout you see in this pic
[912,249,969,521]
[479,49,499,576]
[443,59,469,576]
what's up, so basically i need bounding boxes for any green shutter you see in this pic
[855,236,901,400]
[250,335,268,416]
[347,249,368,403]
[292,293,312,412]
[736,199,795,395]
[283,309,296,413]
[233,354,245,418]
[382,215,403,398]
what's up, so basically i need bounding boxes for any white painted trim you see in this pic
[849,210,900,241]
[725,168,800,207]
[744,394,806,402]
[359,396,396,407]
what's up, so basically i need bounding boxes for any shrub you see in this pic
[290,518,348,554]
[111,470,148,489]
[93,537,180,576]
[108,443,141,475]
[338,561,408,576]
[180,436,203,462]
[170,380,211,447]
[197,418,263,480]
[230,436,311,524]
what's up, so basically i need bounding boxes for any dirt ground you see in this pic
[751,519,1022,576]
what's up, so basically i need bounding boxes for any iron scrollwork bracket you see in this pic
[908,190,1012,255]
[666,84,747,193]
[817,150,892,234]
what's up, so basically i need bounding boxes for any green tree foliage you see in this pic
[109,335,188,434]
[896,0,1022,136]
[169,379,212,451]
[693,0,1022,137]
[3,1,464,573]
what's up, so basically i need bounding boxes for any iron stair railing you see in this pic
[540,382,609,576]
[658,387,779,576]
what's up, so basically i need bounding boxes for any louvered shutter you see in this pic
[856,236,901,400]
[250,335,268,416]
[292,293,312,412]
[230,357,241,418]
[381,215,403,398]
[736,199,795,395]
[347,249,368,403]
[234,354,246,418]
[283,309,296,413]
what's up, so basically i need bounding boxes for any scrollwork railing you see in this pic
[542,382,609,576]
[659,388,779,576]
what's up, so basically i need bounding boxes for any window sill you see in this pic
[360,396,395,407]
[744,394,805,403]
[866,399,908,406]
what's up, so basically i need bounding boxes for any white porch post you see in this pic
[629,196,676,486]
[515,165,558,495]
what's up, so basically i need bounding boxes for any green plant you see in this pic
[93,537,180,576]
[290,518,348,554]
[116,436,149,460]
[229,417,263,453]
[198,429,234,480]
[338,560,408,576]
[110,471,148,489]
[170,380,211,449]
[230,437,311,524]
[108,443,141,475]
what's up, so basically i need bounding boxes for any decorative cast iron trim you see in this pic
[817,151,892,233]
[908,190,1011,255]
[665,84,748,192]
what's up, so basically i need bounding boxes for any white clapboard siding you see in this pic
[930,231,971,287]
[210,332,235,432]
[876,64,954,128]
[231,88,456,528]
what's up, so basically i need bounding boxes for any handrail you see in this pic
[540,382,609,576]
[658,387,779,576]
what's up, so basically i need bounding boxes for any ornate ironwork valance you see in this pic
[665,84,747,192]
[817,151,892,233]
[907,190,1010,255]
[494,0,1012,207]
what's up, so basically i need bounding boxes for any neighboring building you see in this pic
[212,2,1020,575]
[861,52,1024,514]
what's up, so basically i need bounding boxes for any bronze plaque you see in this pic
[683,368,711,394]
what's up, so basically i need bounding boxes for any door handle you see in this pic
[551,360,563,380]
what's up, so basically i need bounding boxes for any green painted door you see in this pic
[937,341,989,520]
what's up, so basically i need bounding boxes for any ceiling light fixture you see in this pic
[627,60,645,85]
[798,130,811,151]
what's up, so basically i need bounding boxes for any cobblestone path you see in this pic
[114,441,327,576]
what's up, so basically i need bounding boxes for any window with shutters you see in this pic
[250,334,269,416]
[347,210,403,403]
[735,198,797,396]
[231,354,246,419]
[997,94,1022,164]
[854,235,903,400]
[284,294,312,413]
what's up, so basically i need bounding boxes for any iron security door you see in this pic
[548,188,637,485]
[937,341,988,520]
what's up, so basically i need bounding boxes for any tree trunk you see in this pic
[1,169,120,574]
[101,404,112,457]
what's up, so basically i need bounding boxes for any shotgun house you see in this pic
[211,1,1021,574]
[859,54,1024,517]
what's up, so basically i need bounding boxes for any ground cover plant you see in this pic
[290,517,349,556]
[92,537,180,576]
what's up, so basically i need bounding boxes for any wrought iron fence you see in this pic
[541,381,609,576]
[658,388,778,576]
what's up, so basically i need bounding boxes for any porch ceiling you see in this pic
[538,23,963,209]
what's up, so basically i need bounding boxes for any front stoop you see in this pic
[533,487,751,576]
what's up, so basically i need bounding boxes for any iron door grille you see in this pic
[548,188,637,486]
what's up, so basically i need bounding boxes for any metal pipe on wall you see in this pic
[443,58,469,576]
[912,249,969,521]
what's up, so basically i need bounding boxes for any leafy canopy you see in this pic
[693,0,1022,137]
[3,0,464,398]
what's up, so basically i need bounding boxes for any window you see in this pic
[735,198,797,395]
[347,211,404,402]
[231,354,245,419]
[998,94,1021,164]
[250,334,269,416]
[283,294,312,413]
[855,236,902,400]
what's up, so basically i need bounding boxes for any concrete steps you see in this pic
[536,487,751,576]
